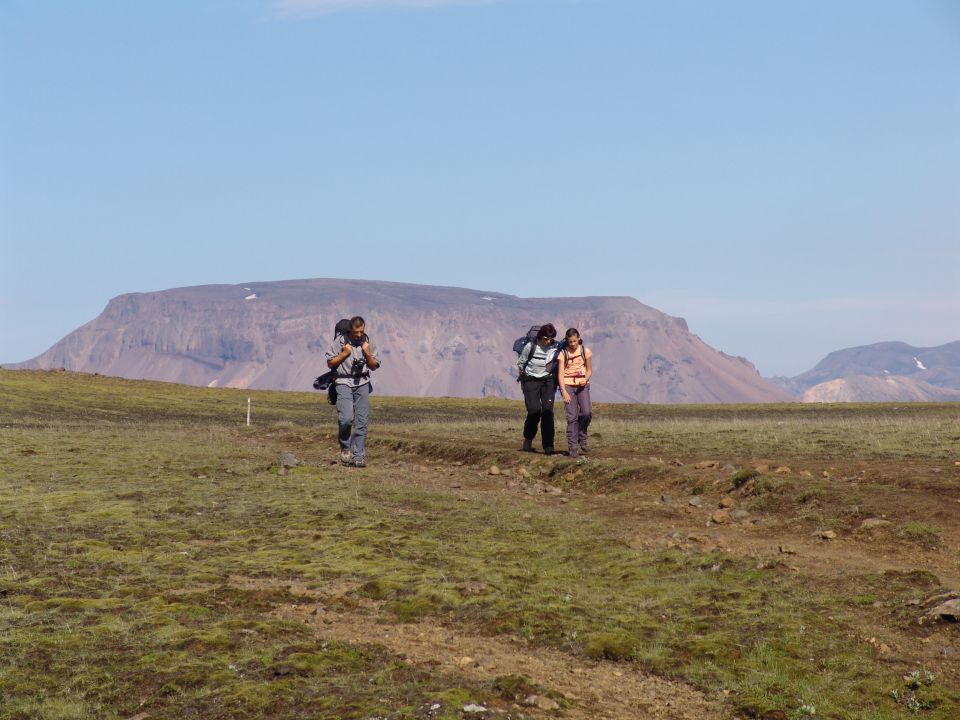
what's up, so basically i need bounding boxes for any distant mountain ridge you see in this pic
[12,278,790,403]
[771,340,960,402]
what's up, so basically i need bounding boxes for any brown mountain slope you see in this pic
[13,279,791,403]
[802,374,960,403]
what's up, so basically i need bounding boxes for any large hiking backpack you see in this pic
[314,318,353,404]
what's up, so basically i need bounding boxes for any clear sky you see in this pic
[2,0,958,377]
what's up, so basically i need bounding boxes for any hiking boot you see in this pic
[353,458,366,468]
[579,443,589,455]
[567,448,578,458]
[340,449,353,465]
[543,447,555,456]
[521,439,534,452]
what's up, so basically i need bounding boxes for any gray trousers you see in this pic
[335,382,370,460]
[562,383,592,451]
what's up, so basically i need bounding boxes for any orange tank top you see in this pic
[561,346,589,386]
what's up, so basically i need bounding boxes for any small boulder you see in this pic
[523,695,560,711]
[719,496,736,508]
[924,598,960,623]
[694,460,719,470]
[858,518,892,532]
[488,466,501,476]
[711,509,732,525]
[688,496,704,508]
[278,452,300,468]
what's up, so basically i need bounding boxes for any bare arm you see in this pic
[557,351,570,402]
[585,348,593,383]
[326,342,351,370]
[361,341,380,370]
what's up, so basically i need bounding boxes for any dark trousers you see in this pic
[521,376,556,450]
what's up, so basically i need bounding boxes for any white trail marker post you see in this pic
[246,398,251,426]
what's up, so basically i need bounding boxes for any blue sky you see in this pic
[2,0,958,376]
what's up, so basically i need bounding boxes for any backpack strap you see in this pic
[520,341,536,377]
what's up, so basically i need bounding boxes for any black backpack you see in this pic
[313,318,352,404]
[313,319,373,404]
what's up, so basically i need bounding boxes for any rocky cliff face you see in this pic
[14,279,792,403]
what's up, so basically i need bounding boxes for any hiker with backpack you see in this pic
[325,316,380,467]
[516,323,560,454]
[556,328,593,458]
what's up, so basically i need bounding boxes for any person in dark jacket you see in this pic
[516,323,560,454]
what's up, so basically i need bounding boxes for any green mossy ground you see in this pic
[1,370,958,719]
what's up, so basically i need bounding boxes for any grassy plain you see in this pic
[1,370,958,720]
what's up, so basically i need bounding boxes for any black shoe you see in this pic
[543,447,555,456]
[567,448,578,458]
[521,439,534,452]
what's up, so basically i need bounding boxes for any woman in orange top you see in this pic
[556,328,593,458]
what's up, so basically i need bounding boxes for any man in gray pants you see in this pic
[325,316,380,467]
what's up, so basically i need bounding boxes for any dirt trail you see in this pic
[232,576,733,720]
[277,451,960,715]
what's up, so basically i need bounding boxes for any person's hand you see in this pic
[561,391,571,405]
[361,341,371,354]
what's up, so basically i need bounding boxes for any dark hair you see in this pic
[538,323,557,340]
[565,328,580,340]
[350,316,365,329]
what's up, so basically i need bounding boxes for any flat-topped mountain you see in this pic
[13,279,792,403]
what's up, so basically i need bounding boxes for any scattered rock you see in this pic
[456,581,488,597]
[670,459,685,467]
[722,464,736,473]
[711,509,731,525]
[694,460,719,469]
[924,598,960,623]
[730,509,751,522]
[449,482,462,489]
[778,545,798,555]
[488,466,501,476]
[660,493,672,504]
[688,496,704,508]
[517,467,531,478]
[774,465,792,474]
[858,518,892,531]
[523,695,560,711]
[457,655,475,668]
[814,529,837,540]
[278,452,300,468]
[463,704,488,714]
[719,496,735,508]
[822,470,831,479]
[799,470,813,477]
[753,463,769,473]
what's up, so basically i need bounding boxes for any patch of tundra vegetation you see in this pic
[1,370,959,719]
